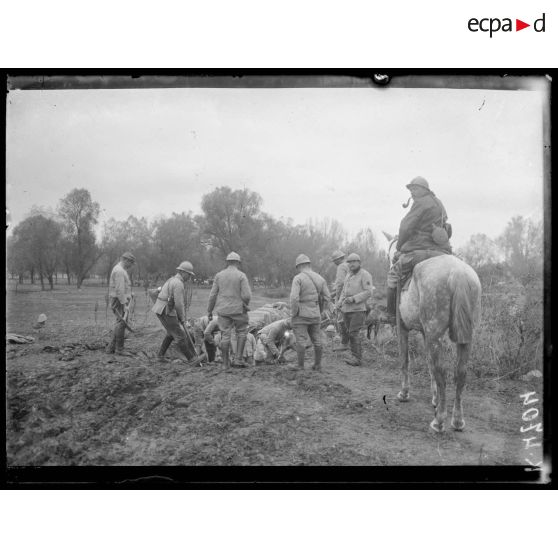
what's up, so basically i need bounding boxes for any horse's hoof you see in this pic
[451,419,465,432]
[397,391,410,402]
[430,419,445,433]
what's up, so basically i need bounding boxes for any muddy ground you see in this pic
[6,281,543,466]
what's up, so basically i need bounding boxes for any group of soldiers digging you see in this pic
[106,176,453,371]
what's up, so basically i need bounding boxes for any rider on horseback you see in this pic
[385,176,453,324]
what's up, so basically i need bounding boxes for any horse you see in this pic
[386,234,481,432]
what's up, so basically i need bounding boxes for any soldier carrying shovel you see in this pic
[152,261,197,363]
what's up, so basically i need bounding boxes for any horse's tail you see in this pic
[448,266,481,344]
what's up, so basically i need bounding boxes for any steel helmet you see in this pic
[121,251,136,263]
[295,254,311,266]
[331,249,345,262]
[346,253,361,262]
[406,176,430,190]
[176,261,195,275]
[37,313,47,323]
[226,251,241,262]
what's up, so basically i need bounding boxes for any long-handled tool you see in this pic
[114,308,135,333]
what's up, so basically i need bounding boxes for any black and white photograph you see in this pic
[4,74,550,481]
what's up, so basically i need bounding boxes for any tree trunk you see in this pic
[77,274,84,289]
[66,264,71,285]
[18,273,24,284]
[30,268,35,284]
[48,274,55,290]
[39,273,45,290]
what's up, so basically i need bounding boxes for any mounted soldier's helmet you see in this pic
[176,261,195,275]
[226,251,241,262]
[331,249,345,262]
[346,253,361,263]
[295,254,311,267]
[406,176,430,190]
[121,251,136,263]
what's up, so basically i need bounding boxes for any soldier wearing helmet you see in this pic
[331,249,350,351]
[337,253,374,366]
[207,251,252,371]
[152,261,197,362]
[288,254,331,373]
[106,251,136,355]
[385,176,452,323]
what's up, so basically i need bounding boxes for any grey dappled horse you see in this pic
[393,246,481,432]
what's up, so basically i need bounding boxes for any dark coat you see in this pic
[396,190,451,253]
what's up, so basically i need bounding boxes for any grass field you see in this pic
[6,279,543,467]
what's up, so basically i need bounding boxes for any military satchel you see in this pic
[302,271,326,314]
[431,196,450,246]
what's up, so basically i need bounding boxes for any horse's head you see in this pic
[382,231,399,265]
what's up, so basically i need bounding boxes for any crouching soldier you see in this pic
[255,318,296,364]
[207,251,252,371]
[152,261,197,362]
[288,254,331,372]
[106,251,136,356]
[337,253,373,366]
[202,316,220,363]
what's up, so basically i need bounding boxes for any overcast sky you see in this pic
[6,86,545,251]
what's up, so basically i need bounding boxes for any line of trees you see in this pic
[7,185,542,292]
[6,186,390,290]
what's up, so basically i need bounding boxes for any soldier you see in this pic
[386,176,452,323]
[255,318,296,364]
[337,253,374,366]
[331,249,350,351]
[288,254,331,372]
[207,251,252,370]
[202,316,220,362]
[106,251,136,356]
[152,261,197,362]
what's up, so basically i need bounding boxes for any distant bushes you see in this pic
[262,288,290,299]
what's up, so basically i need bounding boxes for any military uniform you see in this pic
[207,258,252,368]
[333,260,350,346]
[231,330,257,365]
[202,317,220,362]
[290,263,331,371]
[386,178,452,320]
[107,260,133,354]
[152,273,196,360]
[338,266,374,365]
[257,318,294,362]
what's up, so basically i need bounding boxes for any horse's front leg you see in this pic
[427,338,447,432]
[397,325,410,402]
